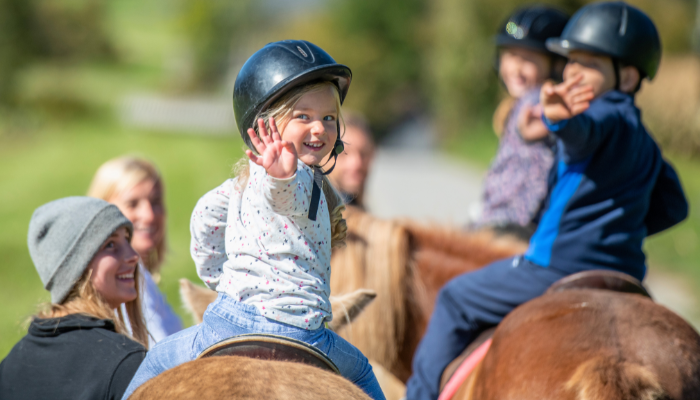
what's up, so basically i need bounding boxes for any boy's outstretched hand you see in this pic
[246,117,298,179]
[541,74,595,124]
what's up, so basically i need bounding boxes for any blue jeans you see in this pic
[122,293,385,400]
[406,256,568,400]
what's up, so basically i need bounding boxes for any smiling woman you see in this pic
[0,197,148,400]
[90,228,141,309]
[88,156,183,345]
[88,157,166,273]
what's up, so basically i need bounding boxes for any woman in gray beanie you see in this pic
[0,196,148,400]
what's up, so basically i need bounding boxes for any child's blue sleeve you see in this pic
[645,160,689,236]
[542,104,613,163]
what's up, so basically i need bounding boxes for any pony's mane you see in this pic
[330,208,527,374]
[403,222,528,343]
[404,222,528,266]
[331,207,409,371]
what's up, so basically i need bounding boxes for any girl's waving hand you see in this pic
[246,117,298,179]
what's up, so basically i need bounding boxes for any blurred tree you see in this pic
[694,0,700,53]
[0,0,115,103]
[31,0,115,60]
[0,0,34,103]
[177,0,259,90]
[323,0,428,138]
[171,0,698,145]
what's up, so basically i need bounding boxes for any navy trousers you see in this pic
[405,256,569,400]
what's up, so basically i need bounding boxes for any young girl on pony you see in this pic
[475,6,568,239]
[123,40,384,400]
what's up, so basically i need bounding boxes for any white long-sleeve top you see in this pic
[190,160,333,330]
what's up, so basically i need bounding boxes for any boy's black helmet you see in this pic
[546,1,661,79]
[495,6,569,55]
[233,40,352,150]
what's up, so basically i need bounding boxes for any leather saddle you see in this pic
[197,333,340,374]
[545,269,652,298]
[439,269,651,391]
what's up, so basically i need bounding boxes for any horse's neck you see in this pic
[399,226,526,382]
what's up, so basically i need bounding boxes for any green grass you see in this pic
[0,117,245,357]
[443,120,700,292]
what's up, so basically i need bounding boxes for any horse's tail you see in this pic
[565,356,665,400]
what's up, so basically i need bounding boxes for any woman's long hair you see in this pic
[87,156,167,276]
[37,266,149,348]
[235,81,347,248]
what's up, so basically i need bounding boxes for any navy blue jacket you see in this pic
[525,90,688,281]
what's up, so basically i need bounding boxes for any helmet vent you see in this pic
[619,6,628,36]
[297,46,308,57]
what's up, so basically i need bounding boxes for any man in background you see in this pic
[331,112,375,210]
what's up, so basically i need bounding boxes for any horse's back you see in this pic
[467,289,700,400]
[129,356,371,400]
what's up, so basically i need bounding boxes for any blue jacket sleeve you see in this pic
[543,106,613,163]
[645,160,689,236]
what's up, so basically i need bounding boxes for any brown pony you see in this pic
[451,289,700,400]
[330,206,526,381]
[129,356,371,400]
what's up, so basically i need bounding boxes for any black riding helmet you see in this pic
[232,40,352,221]
[545,1,661,82]
[495,5,569,80]
[233,40,351,154]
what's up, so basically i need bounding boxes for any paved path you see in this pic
[365,149,482,226]
[364,120,700,329]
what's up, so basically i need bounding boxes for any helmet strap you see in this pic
[612,58,621,91]
[307,120,345,221]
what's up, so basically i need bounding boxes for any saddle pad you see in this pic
[437,338,492,400]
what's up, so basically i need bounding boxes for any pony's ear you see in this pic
[328,289,377,331]
[179,279,217,324]
[178,279,377,329]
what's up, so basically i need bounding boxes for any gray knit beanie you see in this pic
[28,196,133,304]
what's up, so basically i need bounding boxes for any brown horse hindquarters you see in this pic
[130,356,371,400]
[462,289,700,400]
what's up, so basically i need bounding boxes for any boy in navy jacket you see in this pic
[406,3,688,399]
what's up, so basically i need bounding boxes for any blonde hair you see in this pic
[236,81,347,248]
[87,156,167,275]
[37,265,149,348]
